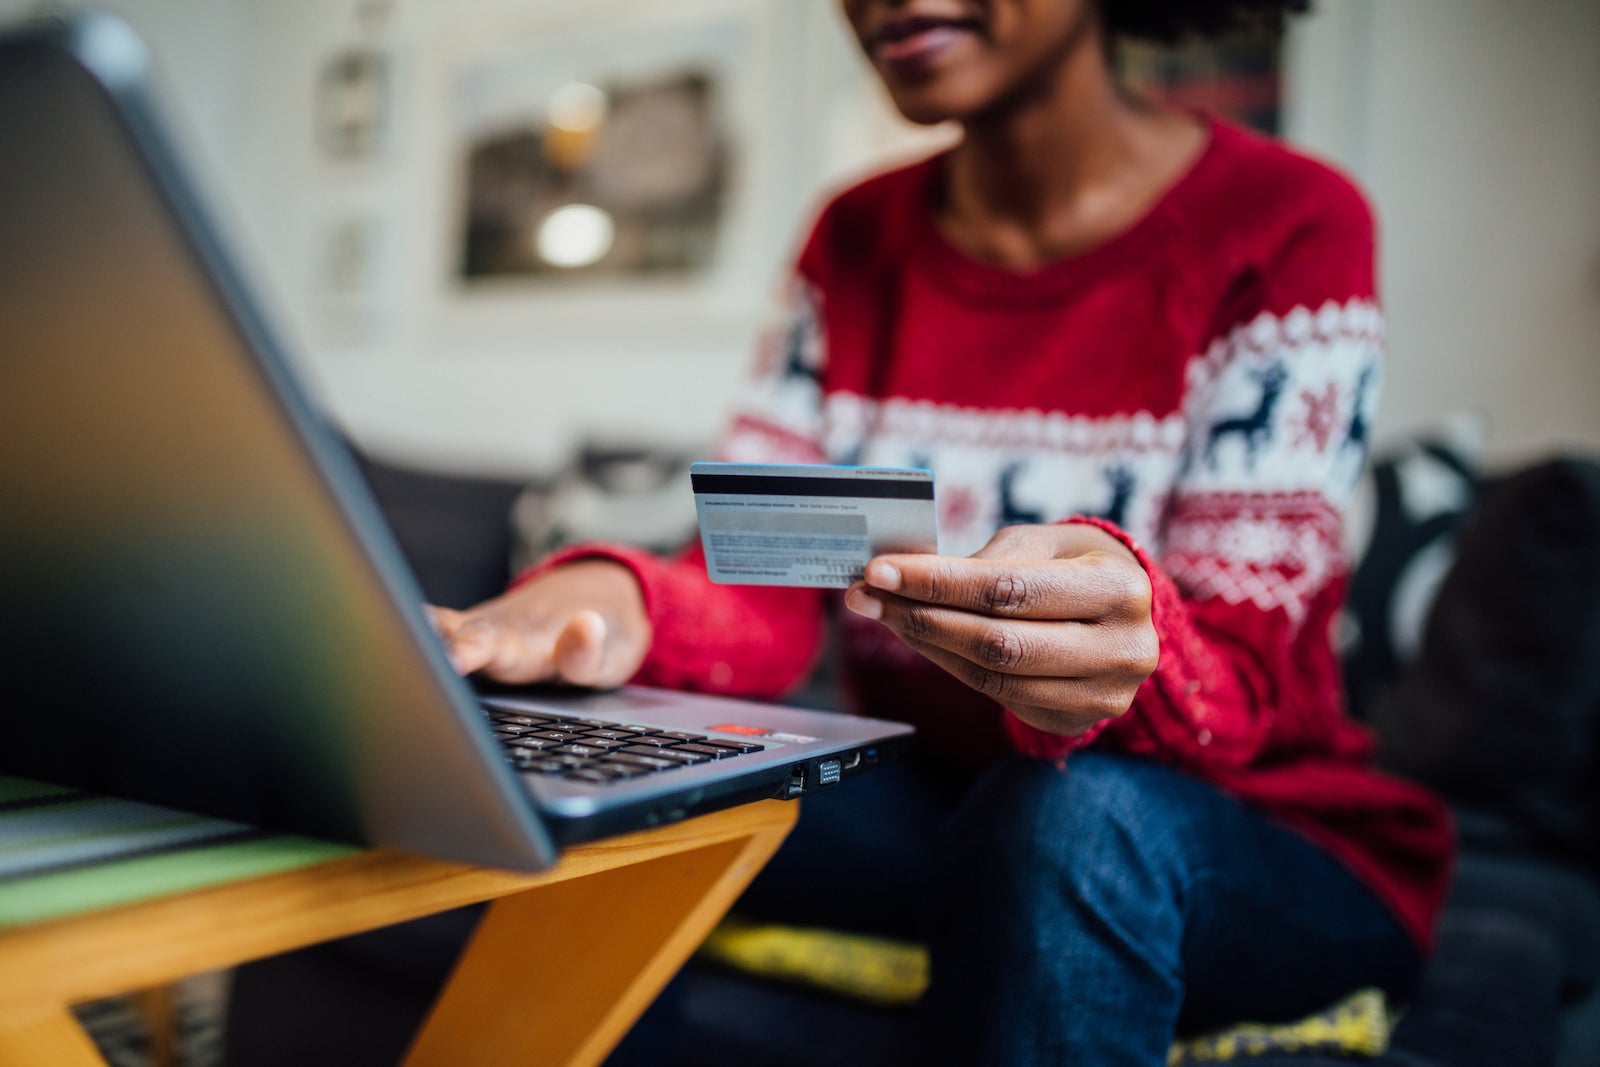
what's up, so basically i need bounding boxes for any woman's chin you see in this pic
[884,79,996,126]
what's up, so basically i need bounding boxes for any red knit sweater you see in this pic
[535,117,1455,950]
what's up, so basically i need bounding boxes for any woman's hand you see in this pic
[427,560,652,688]
[843,524,1158,737]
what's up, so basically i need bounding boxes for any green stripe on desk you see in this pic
[0,833,357,928]
[0,776,359,929]
[0,778,83,807]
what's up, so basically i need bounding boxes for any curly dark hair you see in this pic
[1100,0,1312,43]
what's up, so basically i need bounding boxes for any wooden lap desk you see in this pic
[0,798,797,1067]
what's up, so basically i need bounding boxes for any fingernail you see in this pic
[864,561,901,591]
[845,589,884,621]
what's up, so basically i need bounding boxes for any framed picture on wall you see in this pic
[427,1,814,353]
[453,23,738,284]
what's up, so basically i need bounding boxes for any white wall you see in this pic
[0,0,249,199]
[1286,0,1600,464]
[7,0,1597,474]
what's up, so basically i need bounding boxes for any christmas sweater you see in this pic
[533,117,1455,950]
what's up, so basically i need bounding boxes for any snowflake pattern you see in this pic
[938,486,981,542]
[1293,383,1342,452]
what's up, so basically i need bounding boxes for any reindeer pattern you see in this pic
[1203,362,1290,470]
[1340,361,1378,463]
[851,442,1172,557]
[720,298,1384,561]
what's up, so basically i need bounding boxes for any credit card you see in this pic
[691,462,938,588]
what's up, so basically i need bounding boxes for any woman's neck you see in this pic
[941,38,1206,269]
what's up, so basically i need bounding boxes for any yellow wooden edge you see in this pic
[0,800,797,1018]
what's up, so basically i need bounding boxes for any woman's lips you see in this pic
[871,20,979,72]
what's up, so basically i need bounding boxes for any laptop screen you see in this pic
[0,16,553,869]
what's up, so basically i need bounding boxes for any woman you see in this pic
[433,1,1454,1061]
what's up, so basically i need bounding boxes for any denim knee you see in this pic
[927,751,1197,1041]
[939,752,1200,918]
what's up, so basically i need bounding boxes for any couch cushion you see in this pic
[1448,846,1600,996]
[1374,457,1600,867]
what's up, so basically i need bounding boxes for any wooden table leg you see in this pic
[0,1007,107,1067]
[404,810,793,1067]
[134,985,179,1067]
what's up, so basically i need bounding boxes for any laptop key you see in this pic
[567,768,627,784]
[657,732,707,742]
[672,743,737,759]
[584,729,633,741]
[570,736,629,750]
[491,715,548,727]
[605,753,677,771]
[595,761,650,778]
[703,739,765,753]
[552,743,611,758]
[623,735,681,748]
[529,730,590,743]
[516,759,569,774]
[622,745,709,764]
[504,746,550,761]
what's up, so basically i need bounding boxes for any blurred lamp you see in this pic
[548,82,607,133]
[544,82,608,170]
[535,204,615,268]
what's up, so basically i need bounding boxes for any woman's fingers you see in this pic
[429,605,634,687]
[456,616,558,683]
[553,610,611,687]
[426,605,496,675]
[893,632,1131,734]
[854,588,1157,682]
[845,524,1159,733]
[443,620,496,675]
[424,605,466,643]
[847,588,1094,676]
[864,551,1147,621]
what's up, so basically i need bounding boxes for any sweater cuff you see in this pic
[1002,711,1112,763]
[998,516,1164,762]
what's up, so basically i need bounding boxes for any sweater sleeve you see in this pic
[511,276,834,701]
[1004,178,1384,767]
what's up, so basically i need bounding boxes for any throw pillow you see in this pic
[1373,456,1600,866]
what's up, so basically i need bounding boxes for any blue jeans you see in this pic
[738,751,1422,1066]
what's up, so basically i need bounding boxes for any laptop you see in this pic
[0,13,913,872]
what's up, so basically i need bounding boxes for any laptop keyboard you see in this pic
[484,706,764,786]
